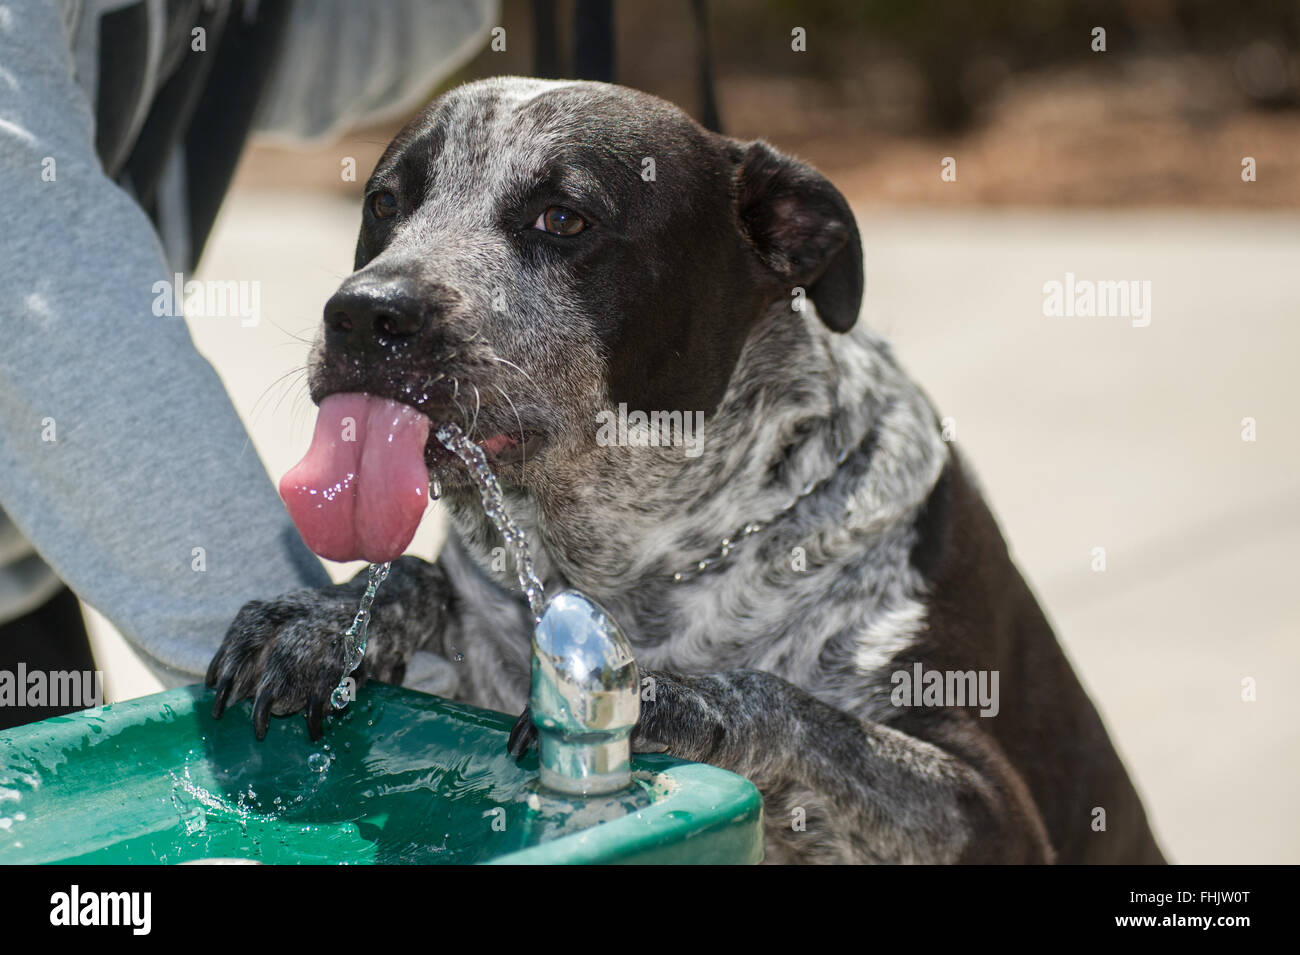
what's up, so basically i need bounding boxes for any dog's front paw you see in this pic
[205,588,374,741]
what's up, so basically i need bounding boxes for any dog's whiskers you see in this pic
[267,319,319,347]
[491,382,530,480]
[448,375,470,430]
[251,365,309,425]
[487,354,545,401]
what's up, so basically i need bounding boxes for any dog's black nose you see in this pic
[323,279,445,354]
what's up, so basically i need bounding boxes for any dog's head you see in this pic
[310,76,862,476]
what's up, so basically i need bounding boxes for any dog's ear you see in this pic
[733,140,863,332]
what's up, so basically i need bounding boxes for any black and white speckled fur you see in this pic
[207,77,1164,865]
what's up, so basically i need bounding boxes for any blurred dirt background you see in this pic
[236,0,1300,208]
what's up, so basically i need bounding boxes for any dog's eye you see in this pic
[533,206,586,236]
[369,191,398,220]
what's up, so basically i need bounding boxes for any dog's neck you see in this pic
[442,305,948,640]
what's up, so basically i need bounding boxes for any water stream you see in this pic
[435,423,548,622]
[330,423,548,710]
[328,561,391,709]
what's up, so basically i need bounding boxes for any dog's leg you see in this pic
[522,668,1053,864]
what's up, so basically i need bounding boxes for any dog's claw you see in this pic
[253,692,273,740]
[305,696,325,741]
[211,677,233,719]
[507,706,537,759]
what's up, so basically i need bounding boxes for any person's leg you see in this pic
[0,587,98,730]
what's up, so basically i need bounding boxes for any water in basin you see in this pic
[0,683,762,865]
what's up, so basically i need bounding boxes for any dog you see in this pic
[206,77,1165,864]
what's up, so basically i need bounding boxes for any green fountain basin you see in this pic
[0,684,763,864]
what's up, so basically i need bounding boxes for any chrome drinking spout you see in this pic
[530,591,640,796]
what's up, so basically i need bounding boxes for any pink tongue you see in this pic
[280,393,432,563]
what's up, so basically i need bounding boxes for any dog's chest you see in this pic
[621,540,930,716]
